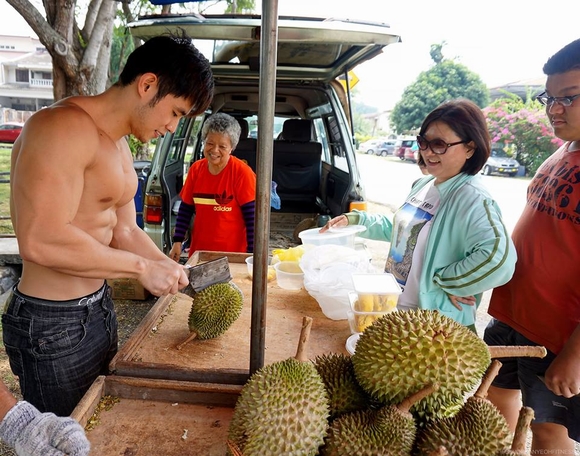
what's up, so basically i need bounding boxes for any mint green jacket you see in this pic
[348,173,517,326]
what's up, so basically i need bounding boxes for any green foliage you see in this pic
[109,26,135,86]
[0,146,13,234]
[224,0,256,13]
[483,94,563,176]
[391,60,489,135]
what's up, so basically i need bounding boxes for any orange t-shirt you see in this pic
[489,144,580,354]
[180,156,256,254]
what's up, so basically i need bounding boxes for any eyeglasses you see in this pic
[416,135,467,155]
[536,92,580,107]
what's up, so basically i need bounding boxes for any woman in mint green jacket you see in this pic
[322,99,516,329]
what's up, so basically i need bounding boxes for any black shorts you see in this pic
[484,319,580,442]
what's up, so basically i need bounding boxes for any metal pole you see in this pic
[249,0,278,375]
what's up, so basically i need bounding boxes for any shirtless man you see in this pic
[2,34,214,417]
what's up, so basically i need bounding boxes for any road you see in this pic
[355,152,531,336]
[356,153,530,234]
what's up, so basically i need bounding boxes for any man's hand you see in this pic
[0,401,90,456]
[139,257,189,296]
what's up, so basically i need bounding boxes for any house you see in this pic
[0,34,53,120]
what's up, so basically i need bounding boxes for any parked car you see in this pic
[394,138,417,159]
[376,139,396,157]
[403,144,418,163]
[482,149,520,177]
[359,139,395,156]
[359,139,383,155]
[0,122,24,143]
[129,14,401,253]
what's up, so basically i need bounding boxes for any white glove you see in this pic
[0,401,90,456]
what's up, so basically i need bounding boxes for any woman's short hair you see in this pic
[417,98,490,175]
[202,113,242,150]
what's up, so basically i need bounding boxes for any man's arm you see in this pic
[11,107,187,296]
[544,324,580,398]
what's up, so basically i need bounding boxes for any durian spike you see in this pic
[226,438,244,456]
[175,331,199,350]
[510,406,534,454]
[474,359,502,399]
[294,316,313,362]
[428,446,449,456]
[488,345,547,359]
[397,383,439,415]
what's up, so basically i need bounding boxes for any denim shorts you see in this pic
[2,282,118,416]
[484,318,580,442]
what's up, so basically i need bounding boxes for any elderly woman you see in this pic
[321,99,516,330]
[169,113,256,260]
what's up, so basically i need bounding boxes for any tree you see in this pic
[483,93,563,176]
[390,44,489,135]
[7,0,116,100]
[6,0,255,101]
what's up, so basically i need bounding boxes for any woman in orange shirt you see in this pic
[168,113,256,259]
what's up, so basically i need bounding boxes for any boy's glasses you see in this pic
[536,92,580,107]
[416,135,467,155]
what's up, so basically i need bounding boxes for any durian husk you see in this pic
[313,353,370,420]
[352,309,491,420]
[414,360,511,456]
[321,384,437,456]
[176,281,243,349]
[227,317,330,456]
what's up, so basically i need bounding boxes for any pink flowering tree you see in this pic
[483,93,563,176]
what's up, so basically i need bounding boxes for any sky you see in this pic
[3,0,580,111]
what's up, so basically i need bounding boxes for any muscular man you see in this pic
[3,34,214,416]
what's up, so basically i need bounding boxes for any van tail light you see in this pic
[144,194,163,225]
[349,201,367,211]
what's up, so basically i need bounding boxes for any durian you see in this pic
[414,360,511,456]
[351,309,547,421]
[352,310,491,420]
[320,384,437,456]
[428,447,449,456]
[313,353,370,420]
[176,281,243,350]
[227,316,330,456]
[496,406,534,456]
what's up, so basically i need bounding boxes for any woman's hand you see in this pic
[168,242,182,263]
[319,214,349,233]
[447,294,476,311]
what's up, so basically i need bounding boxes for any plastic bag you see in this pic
[270,181,281,209]
[300,245,377,320]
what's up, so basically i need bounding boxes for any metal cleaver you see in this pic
[180,256,232,297]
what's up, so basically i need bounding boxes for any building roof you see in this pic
[489,76,546,100]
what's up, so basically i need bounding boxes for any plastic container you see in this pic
[273,261,304,290]
[298,225,367,249]
[347,291,398,334]
[245,256,276,281]
[351,273,402,313]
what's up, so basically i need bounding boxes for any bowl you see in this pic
[245,256,276,281]
[273,261,304,290]
[298,225,367,249]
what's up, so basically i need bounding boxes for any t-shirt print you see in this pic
[385,183,439,287]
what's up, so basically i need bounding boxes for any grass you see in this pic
[0,146,13,235]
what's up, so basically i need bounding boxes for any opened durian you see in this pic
[313,353,370,420]
[414,360,511,456]
[227,316,330,456]
[176,281,243,350]
[320,384,437,456]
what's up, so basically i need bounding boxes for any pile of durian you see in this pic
[226,310,543,456]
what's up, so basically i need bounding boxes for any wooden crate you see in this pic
[110,251,351,384]
[71,375,241,455]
